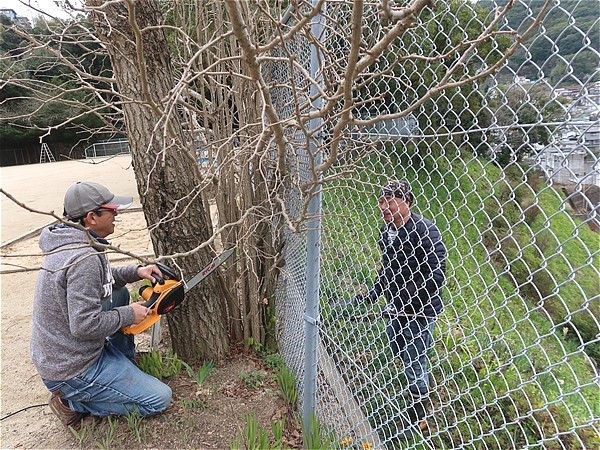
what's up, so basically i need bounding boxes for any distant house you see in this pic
[0,7,31,27]
[535,122,600,186]
[583,122,600,148]
[0,8,17,20]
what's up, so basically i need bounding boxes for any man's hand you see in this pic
[331,294,365,314]
[381,302,398,318]
[130,301,151,324]
[332,295,361,309]
[332,288,378,309]
[137,264,163,284]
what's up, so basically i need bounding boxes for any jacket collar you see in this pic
[87,228,109,245]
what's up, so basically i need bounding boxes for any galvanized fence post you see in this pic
[302,0,325,434]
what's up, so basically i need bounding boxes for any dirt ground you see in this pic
[0,156,297,449]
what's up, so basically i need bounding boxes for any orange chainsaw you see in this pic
[122,247,235,335]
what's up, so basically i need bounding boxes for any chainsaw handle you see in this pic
[137,280,181,310]
[149,262,181,285]
[155,262,180,281]
[138,285,159,308]
[141,293,160,308]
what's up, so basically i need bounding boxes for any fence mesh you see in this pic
[84,138,130,158]
[267,1,598,448]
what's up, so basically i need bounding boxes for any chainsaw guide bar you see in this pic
[122,248,235,335]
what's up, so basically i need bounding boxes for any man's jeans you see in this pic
[102,286,135,360]
[386,315,435,397]
[43,288,172,417]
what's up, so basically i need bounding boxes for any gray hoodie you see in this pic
[30,224,140,381]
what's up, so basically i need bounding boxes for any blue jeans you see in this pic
[43,344,171,417]
[43,287,172,417]
[102,287,135,360]
[386,315,435,397]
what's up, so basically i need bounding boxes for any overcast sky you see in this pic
[1,0,79,20]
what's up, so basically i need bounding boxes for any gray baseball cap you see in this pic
[63,181,133,219]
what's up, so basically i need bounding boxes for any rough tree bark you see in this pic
[87,0,229,360]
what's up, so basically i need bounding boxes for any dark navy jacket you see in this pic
[370,214,446,318]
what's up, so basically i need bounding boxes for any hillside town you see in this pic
[527,80,600,229]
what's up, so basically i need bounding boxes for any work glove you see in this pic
[381,302,398,318]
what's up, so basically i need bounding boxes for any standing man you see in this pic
[355,180,446,405]
[31,182,172,429]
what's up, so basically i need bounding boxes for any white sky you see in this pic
[1,0,80,20]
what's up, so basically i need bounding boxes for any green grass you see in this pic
[275,364,298,408]
[181,359,215,385]
[319,146,599,448]
[239,370,267,389]
[136,349,183,379]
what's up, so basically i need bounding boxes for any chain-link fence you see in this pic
[268,1,598,448]
[84,138,130,158]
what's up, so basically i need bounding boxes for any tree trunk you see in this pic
[88,0,229,360]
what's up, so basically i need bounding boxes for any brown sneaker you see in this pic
[48,394,88,430]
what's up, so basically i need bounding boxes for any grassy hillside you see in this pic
[319,145,598,447]
[477,0,599,83]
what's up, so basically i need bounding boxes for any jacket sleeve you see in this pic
[65,254,135,339]
[112,264,141,288]
[419,224,446,297]
[367,269,384,301]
